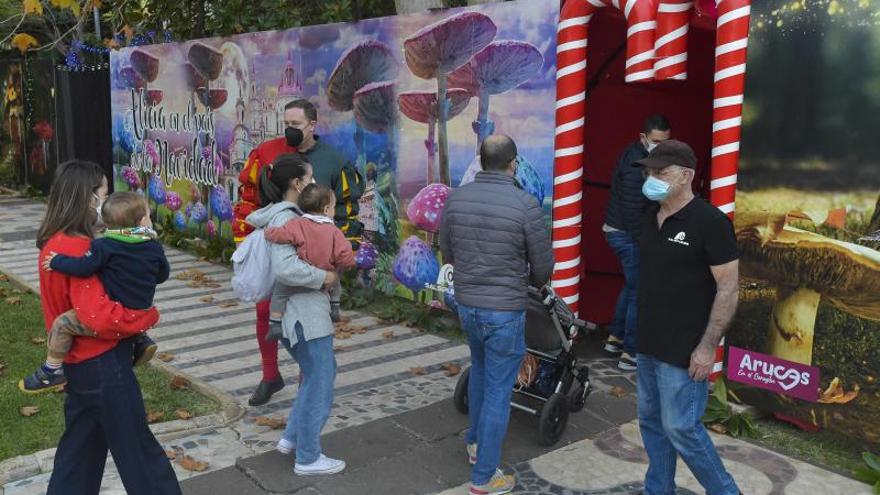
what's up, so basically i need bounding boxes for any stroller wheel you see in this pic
[453,366,470,414]
[538,393,569,446]
[568,382,591,412]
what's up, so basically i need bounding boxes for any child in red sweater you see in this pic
[264,184,355,338]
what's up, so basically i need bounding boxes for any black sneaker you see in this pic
[19,367,67,394]
[330,303,341,323]
[248,378,285,406]
[266,319,283,341]
[133,334,158,367]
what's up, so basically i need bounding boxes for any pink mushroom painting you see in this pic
[326,40,400,167]
[353,81,399,134]
[406,183,450,246]
[449,40,543,151]
[404,11,497,185]
[186,42,227,111]
[398,89,471,184]
[130,49,160,85]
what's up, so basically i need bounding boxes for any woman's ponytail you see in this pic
[257,153,311,207]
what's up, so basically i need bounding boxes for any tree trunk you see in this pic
[869,193,880,233]
[394,0,447,14]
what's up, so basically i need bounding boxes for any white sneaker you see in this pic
[277,438,295,455]
[604,336,624,355]
[294,454,346,476]
[467,443,477,465]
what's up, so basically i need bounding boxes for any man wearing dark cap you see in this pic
[635,139,742,495]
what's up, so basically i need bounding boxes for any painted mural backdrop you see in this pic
[729,0,880,444]
[109,0,558,307]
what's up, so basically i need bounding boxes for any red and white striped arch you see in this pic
[552,0,752,379]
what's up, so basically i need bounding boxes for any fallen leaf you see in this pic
[334,330,352,340]
[19,406,40,417]
[165,449,177,460]
[146,410,165,423]
[409,367,426,376]
[169,376,191,390]
[156,352,175,362]
[200,295,215,303]
[818,377,860,404]
[441,363,461,377]
[350,326,368,334]
[708,423,728,434]
[381,330,395,339]
[333,346,348,353]
[175,409,193,420]
[177,455,209,472]
[217,300,238,308]
[0,274,8,281]
[254,416,286,429]
[609,386,628,398]
[31,336,46,345]
[6,297,22,305]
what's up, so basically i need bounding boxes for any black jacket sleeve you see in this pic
[617,145,651,235]
[155,244,171,284]
[49,240,108,277]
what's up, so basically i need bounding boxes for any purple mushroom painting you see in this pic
[187,42,227,111]
[130,49,162,105]
[449,40,544,151]
[353,81,399,134]
[406,183,450,246]
[326,40,400,168]
[398,89,471,183]
[393,236,440,301]
[404,11,497,185]
[356,241,379,271]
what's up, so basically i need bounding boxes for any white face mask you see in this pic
[645,141,658,153]
[93,193,104,224]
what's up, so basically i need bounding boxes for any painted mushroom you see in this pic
[352,81,398,134]
[406,183,450,245]
[187,42,224,81]
[404,11,497,185]
[398,89,471,184]
[355,241,379,271]
[393,235,441,301]
[448,40,544,151]
[130,49,160,83]
[326,40,400,167]
[120,66,145,90]
[183,62,208,90]
[737,224,880,364]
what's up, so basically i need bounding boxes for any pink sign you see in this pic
[726,346,819,402]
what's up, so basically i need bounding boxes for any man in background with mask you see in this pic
[602,114,671,371]
[635,139,741,495]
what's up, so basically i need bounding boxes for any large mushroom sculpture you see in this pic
[404,11,497,185]
[326,40,400,168]
[398,89,471,184]
[738,224,880,365]
[449,40,543,151]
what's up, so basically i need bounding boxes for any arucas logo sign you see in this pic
[726,346,819,402]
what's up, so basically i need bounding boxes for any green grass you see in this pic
[0,277,219,461]
[750,417,879,477]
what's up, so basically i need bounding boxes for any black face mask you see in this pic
[285,127,304,148]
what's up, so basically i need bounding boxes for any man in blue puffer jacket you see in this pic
[603,114,671,371]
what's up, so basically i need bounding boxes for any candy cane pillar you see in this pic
[654,0,693,80]
[709,0,751,379]
[552,0,658,314]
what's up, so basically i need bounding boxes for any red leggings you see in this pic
[255,300,280,382]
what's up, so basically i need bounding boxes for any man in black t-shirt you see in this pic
[634,140,741,495]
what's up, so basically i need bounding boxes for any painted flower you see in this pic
[173,211,187,230]
[355,241,379,270]
[148,175,166,205]
[209,187,233,221]
[393,236,440,295]
[144,140,160,167]
[190,201,208,224]
[121,166,140,190]
[165,191,182,212]
[206,219,217,237]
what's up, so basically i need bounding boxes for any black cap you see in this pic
[636,139,697,170]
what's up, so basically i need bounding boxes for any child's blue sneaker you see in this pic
[19,366,66,394]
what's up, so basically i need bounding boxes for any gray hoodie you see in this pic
[246,201,331,345]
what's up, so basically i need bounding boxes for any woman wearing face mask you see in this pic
[245,153,345,476]
[38,161,181,495]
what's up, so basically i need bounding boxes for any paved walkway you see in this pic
[0,194,872,494]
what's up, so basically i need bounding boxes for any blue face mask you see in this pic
[642,175,671,201]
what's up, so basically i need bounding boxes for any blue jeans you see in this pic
[281,322,336,465]
[457,303,526,485]
[637,354,740,495]
[47,338,181,495]
[606,231,639,355]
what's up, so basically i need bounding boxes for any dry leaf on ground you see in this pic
[217,300,238,308]
[409,367,426,376]
[609,386,628,398]
[441,363,461,377]
[175,409,193,420]
[5,297,22,305]
[177,455,209,472]
[19,406,40,417]
[333,346,348,353]
[156,352,175,362]
[708,423,728,434]
[0,274,8,281]
[31,336,46,345]
[254,416,287,429]
[351,326,367,334]
[335,330,352,340]
[169,376,191,390]
[381,330,395,339]
[199,295,215,303]
[165,449,177,460]
[146,410,165,423]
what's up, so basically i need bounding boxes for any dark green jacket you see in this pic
[303,137,365,239]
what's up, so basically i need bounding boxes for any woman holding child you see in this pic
[246,153,349,476]
[36,160,180,494]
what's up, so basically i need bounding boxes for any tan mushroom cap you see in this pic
[738,225,880,320]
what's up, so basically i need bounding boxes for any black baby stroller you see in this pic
[453,285,596,446]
